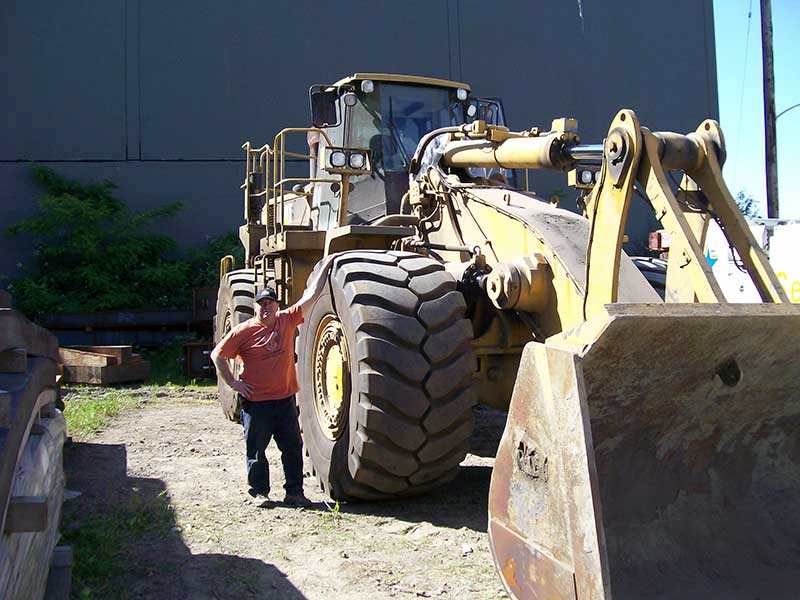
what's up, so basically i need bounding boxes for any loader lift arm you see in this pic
[583,109,788,318]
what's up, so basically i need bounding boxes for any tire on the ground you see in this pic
[297,251,477,501]
[214,268,255,422]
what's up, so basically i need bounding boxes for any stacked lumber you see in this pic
[0,302,70,599]
[59,345,149,385]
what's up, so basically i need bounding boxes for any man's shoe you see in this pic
[283,493,312,507]
[248,488,270,499]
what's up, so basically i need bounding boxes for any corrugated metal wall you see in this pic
[0,0,717,282]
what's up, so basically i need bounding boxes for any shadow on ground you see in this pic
[335,465,493,533]
[332,405,508,533]
[63,441,306,600]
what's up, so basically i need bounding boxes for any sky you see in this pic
[714,0,800,220]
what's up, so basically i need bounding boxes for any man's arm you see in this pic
[294,253,339,317]
[210,339,253,399]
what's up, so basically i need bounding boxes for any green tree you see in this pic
[735,191,761,218]
[5,166,242,321]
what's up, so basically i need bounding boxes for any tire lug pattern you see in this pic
[301,252,477,500]
[213,269,256,423]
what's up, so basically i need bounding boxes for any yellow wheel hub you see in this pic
[313,315,351,440]
[324,345,345,408]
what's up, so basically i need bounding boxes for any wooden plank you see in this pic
[44,545,72,600]
[0,358,57,535]
[60,360,150,385]
[58,347,118,367]
[0,310,58,360]
[4,496,48,533]
[0,348,27,374]
[67,345,132,363]
[44,545,73,600]
[0,389,9,427]
[0,411,65,600]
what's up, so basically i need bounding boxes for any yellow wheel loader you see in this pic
[215,73,800,598]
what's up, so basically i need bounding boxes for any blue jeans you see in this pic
[239,396,304,495]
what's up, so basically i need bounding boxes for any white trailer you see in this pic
[705,218,800,303]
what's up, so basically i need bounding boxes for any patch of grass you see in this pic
[63,388,144,440]
[61,491,176,599]
[319,500,348,530]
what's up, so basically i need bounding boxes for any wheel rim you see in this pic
[312,314,351,441]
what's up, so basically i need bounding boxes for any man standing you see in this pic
[211,255,337,506]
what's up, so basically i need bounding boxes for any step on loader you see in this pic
[214,74,800,598]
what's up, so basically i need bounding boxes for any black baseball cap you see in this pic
[255,287,279,303]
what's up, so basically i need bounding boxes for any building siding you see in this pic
[0,0,718,283]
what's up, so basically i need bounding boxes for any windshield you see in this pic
[343,83,465,219]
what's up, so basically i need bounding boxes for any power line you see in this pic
[733,0,755,195]
[777,102,800,120]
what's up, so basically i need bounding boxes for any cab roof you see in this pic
[332,73,471,92]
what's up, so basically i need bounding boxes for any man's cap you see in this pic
[255,287,279,303]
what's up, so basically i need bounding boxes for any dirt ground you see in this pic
[63,386,510,600]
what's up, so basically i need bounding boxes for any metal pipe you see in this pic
[411,242,477,255]
[652,132,704,172]
[443,133,575,171]
[570,136,708,173]
[567,144,604,163]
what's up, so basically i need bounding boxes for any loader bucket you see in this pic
[488,303,800,599]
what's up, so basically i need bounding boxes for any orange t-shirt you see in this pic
[216,305,304,401]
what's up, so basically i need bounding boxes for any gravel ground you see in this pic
[63,386,510,599]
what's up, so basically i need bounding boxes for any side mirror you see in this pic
[309,86,340,128]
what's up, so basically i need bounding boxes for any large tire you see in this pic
[214,268,255,422]
[297,251,477,501]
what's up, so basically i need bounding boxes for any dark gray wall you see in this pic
[0,0,717,284]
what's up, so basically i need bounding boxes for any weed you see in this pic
[62,388,144,440]
[319,500,347,530]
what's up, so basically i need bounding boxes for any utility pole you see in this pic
[761,0,779,218]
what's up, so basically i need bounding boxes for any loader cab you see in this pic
[309,75,511,230]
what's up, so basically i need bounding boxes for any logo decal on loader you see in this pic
[516,439,549,482]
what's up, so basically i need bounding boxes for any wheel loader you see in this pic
[214,73,800,599]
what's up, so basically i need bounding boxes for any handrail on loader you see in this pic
[242,129,341,238]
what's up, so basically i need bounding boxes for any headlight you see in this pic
[361,80,374,94]
[457,88,468,101]
[330,150,347,168]
[580,170,593,185]
[348,152,366,169]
